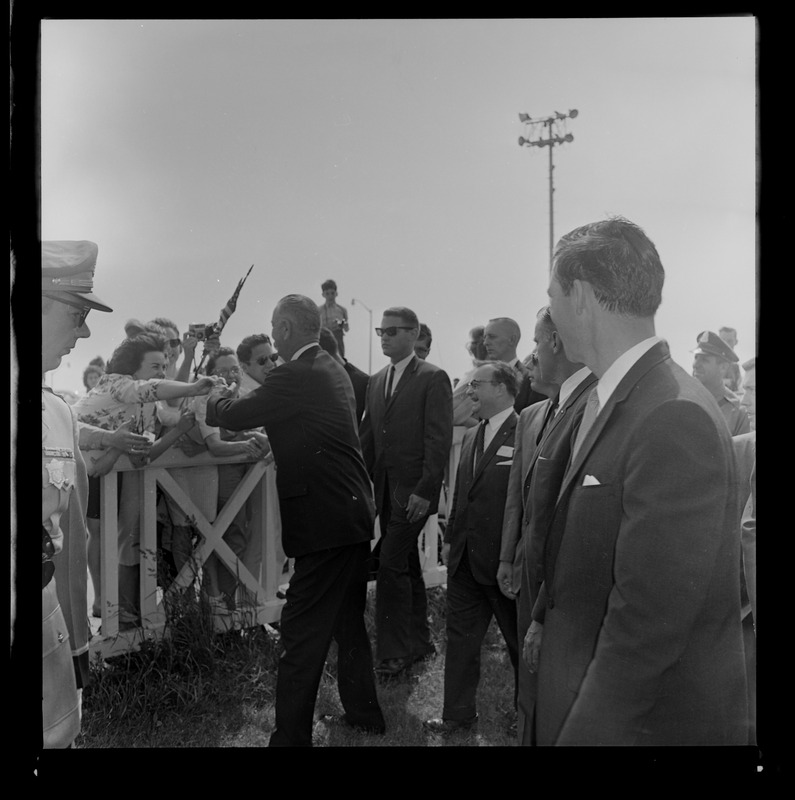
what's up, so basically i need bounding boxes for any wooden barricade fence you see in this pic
[89,438,461,659]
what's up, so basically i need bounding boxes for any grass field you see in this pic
[77,584,518,748]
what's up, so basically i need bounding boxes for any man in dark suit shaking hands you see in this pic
[424,361,519,734]
[359,307,453,678]
[207,294,384,746]
[527,217,748,745]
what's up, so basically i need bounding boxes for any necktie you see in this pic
[385,365,395,400]
[536,396,559,445]
[474,419,487,469]
[571,387,600,461]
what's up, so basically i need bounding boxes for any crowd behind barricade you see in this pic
[35,223,757,749]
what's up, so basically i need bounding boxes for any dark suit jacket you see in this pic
[206,346,375,558]
[499,399,551,594]
[359,356,453,516]
[513,377,547,415]
[533,341,747,746]
[502,372,597,603]
[343,359,370,424]
[445,411,518,585]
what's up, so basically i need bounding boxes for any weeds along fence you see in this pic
[89,430,465,660]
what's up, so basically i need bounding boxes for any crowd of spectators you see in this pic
[38,246,756,750]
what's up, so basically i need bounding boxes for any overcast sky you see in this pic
[41,17,757,393]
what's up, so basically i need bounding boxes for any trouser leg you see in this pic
[442,551,492,720]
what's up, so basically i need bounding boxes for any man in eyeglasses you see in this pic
[359,307,453,678]
[39,240,113,748]
[235,333,277,396]
[497,305,595,744]
[424,361,519,735]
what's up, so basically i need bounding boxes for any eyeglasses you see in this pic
[254,354,279,366]
[468,380,499,390]
[168,338,182,349]
[67,306,91,328]
[375,326,416,337]
[214,366,241,376]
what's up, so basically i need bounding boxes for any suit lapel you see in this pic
[557,342,670,502]
[472,413,517,486]
[385,356,418,412]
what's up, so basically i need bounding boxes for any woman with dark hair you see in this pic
[73,333,223,626]
[82,363,104,393]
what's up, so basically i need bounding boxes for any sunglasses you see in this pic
[42,526,55,589]
[254,354,279,366]
[375,326,416,337]
[168,338,182,349]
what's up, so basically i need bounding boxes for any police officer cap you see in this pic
[691,330,739,363]
[41,240,113,312]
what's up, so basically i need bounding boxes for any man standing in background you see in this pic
[318,279,349,357]
[360,306,453,678]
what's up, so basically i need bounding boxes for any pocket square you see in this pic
[496,460,513,466]
[582,474,601,486]
[496,445,514,458]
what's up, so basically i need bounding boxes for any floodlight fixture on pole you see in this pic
[517,108,578,268]
[351,297,373,374]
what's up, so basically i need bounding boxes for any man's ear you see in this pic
[572,279,592,315]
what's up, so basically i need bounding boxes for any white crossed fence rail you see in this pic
[88,432,465,659]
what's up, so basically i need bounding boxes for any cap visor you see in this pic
[43,290,113,313]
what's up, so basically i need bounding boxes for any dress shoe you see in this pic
[375,656,412,678]
[316,714,385,735]
[423,715,478,735]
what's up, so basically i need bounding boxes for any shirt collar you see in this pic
[557,366,593,410]
[291,342,320,361]
[390,352,416,376]
[485,404,514,431]
[596,336,662,409]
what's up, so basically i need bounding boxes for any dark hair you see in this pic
[277,294,321,336]
[89,355,105,368]
[535,305,555,339]
[149,317,180,336]
[321,279,337,292]
[106,333,167,376]
[487,361,518,398]
[318,326,339,356]
[82,363,104,390]
[553,216,664,317]
[382,306,419,328]
[418,322,432,344]
[236,333,272,364]
[206,346,237,375]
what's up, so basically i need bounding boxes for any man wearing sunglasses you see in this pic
[359,307,453,678]
[235,333,278,396]
[39,240,113,748]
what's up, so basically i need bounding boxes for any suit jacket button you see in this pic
[547,597,555,609]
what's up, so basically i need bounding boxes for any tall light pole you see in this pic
[350,297,373,374]
[518,108,578,269]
